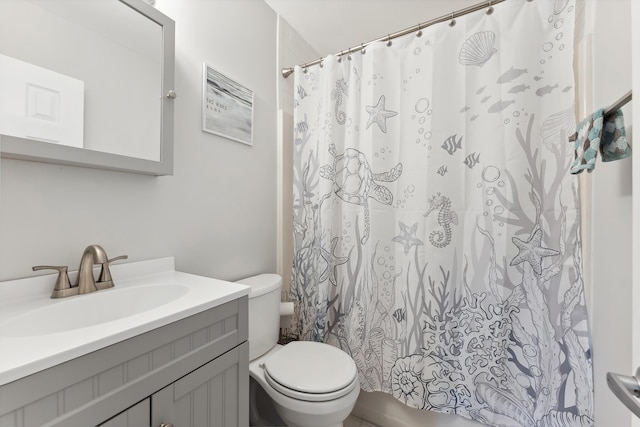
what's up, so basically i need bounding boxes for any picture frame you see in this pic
[201,63,254,146]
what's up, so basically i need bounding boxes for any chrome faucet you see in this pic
[33,245,128,298]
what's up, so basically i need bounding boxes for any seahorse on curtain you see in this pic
[331,78,348,124]
[424,193,458,248]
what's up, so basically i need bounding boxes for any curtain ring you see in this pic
[486,0,494,15]
[416,23,423,38]
[449,12,456,27]
[386,34,392,47]
[361,43,366,54]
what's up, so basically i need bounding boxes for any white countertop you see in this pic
[0,257,249,386]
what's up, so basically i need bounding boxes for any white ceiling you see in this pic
[264,0,482,57]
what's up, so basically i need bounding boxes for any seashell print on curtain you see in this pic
[290,1,594,426]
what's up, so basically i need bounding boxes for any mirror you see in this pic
[0,0,174,175]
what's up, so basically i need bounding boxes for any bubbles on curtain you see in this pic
[415,98,430,113]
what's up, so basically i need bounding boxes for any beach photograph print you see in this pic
[202,63,253,145]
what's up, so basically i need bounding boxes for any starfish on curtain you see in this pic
[365,94,398,133]
[393,222,424,255]
[510,229,559,275]
[319,237,348,286]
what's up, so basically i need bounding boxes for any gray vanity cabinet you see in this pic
[152,343,247,427]
[99,398,150,427]
[0,297,249,427]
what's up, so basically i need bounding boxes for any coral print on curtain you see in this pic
[290,0,593,426]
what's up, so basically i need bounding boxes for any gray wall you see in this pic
[0,0,277,282]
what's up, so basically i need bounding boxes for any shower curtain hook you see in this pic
[338,50,344,63]
[319,57,324,68]
[449,12,456,27]
[486,0,494,15]
[416,23,423,38]
[386,34,392,47]
[361,43,366,54]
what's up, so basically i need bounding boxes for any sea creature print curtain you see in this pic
[290,0,594,426]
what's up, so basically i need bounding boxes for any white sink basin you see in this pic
[0,257,250,386]
[0,284,188,337]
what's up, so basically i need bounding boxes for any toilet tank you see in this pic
[235,274,282,360]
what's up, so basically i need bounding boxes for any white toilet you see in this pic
[236,274,360,427]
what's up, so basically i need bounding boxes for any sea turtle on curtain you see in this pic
[320,143,402,244]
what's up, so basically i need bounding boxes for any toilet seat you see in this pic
[262,341,358,402]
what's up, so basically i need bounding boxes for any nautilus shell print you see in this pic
[459,31,497,67]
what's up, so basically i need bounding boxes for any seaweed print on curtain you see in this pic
[290,0,593,426]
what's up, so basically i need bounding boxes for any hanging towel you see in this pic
[600,109,631,162]
[570,109,604,174]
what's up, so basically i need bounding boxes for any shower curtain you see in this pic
[290,0,593,426]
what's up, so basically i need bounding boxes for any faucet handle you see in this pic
[33,265,78,299]
[96,255,128,290]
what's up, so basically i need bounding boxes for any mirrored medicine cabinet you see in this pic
[0,0,175,175]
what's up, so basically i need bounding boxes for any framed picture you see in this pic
[202,63,254,146]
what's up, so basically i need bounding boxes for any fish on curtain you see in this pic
[290,0,593,426]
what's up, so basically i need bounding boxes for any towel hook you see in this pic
[449,12,456,27]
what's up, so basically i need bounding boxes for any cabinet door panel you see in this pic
[153,342,248,427]
[98,398,150,427]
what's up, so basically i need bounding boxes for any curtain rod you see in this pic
[604,90,632,116]
[281,0,520,79]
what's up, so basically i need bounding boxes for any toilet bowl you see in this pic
[236,274,360,427]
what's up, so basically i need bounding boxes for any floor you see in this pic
[344,414,381,427]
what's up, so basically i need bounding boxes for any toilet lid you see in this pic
[263,341,357,395]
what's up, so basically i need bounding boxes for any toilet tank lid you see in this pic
[235,274,282,297]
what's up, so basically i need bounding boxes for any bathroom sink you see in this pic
[0,257,251,386]
[0,284,189,337]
